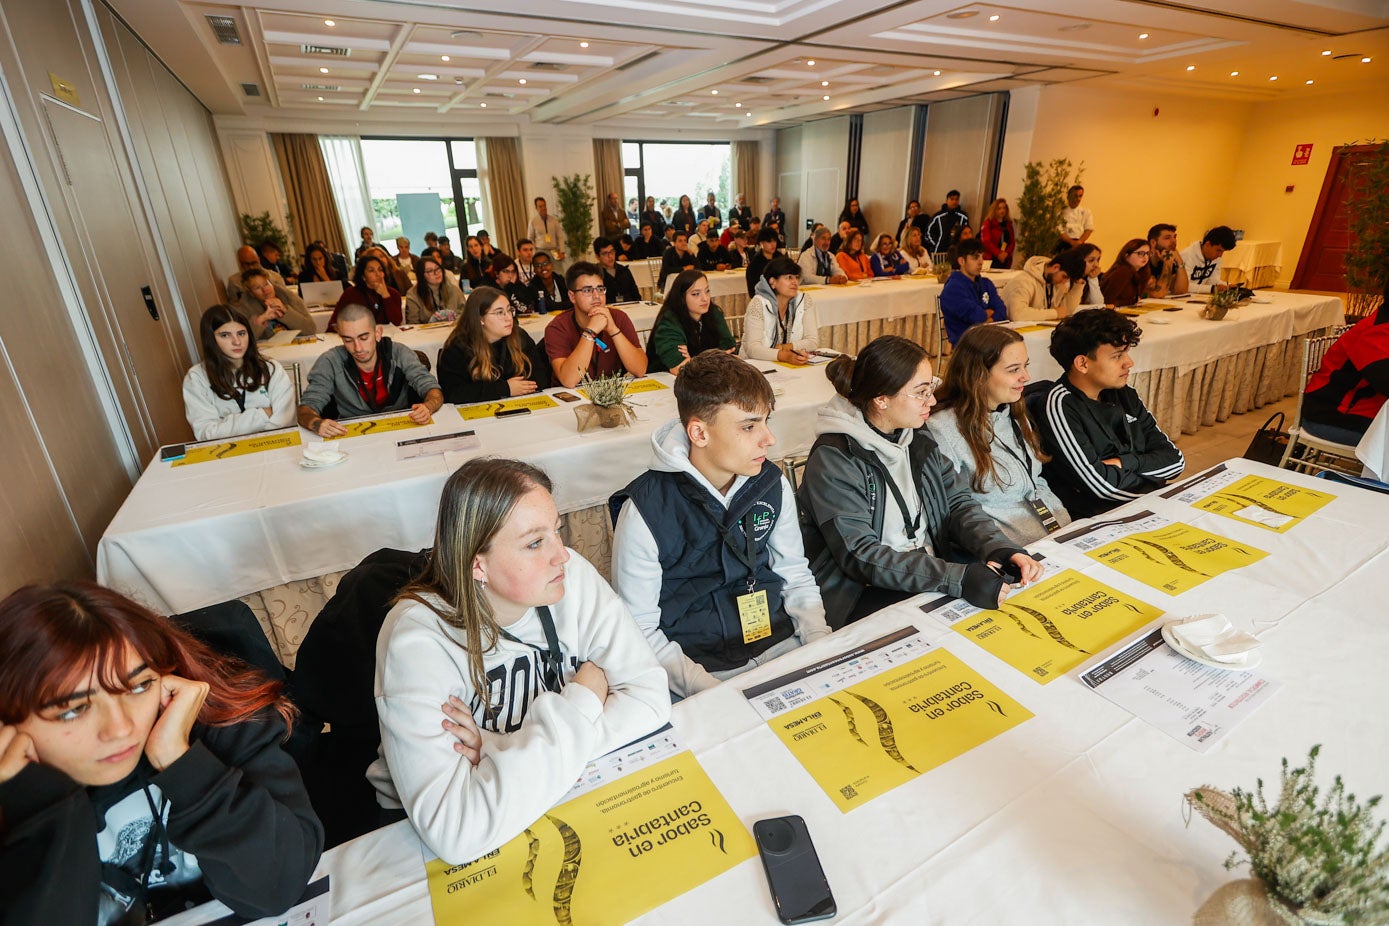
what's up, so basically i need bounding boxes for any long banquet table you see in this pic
[228,457,1389,924]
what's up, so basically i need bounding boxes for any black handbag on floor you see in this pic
[1243,411,1288,465]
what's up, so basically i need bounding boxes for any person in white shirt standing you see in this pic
[528,196,566,267]
[1177,225,1236,294]
[1057,184,1094,253]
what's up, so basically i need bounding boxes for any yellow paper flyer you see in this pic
[576,378,668,399]
[928,569,1164,684]
[172,430,301,466]
[1084,523,1267,594]
[458,394,561,420]
[1185,473,1334,533]
[424,751,753,925]
[327,414,423,439]
[743,628,1031,812]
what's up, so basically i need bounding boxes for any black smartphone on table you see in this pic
[754,815,836,924]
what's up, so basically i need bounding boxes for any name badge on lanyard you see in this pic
[737,588,772,643]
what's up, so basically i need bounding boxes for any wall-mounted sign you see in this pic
[1291,144,1313,165]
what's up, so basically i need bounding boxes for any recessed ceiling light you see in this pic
[806,60,815,66]
[1230,70,1239,76]
[1186,65,1196,71]
[933,70,942,76]
[1305,79,1314,85]
[735,102,742,107]
[518,78,527,84]
[324,19,335,26]
[711,89,718,95]
[319,67,329,74]
[1138,33,1149,39]
[317,96,324,101]
[822,94,830,101]
[412,88,421,93]
[1321,49,1332,56]
[419,74,438,80]
[1363,57,1373,63]
[480,102,487,107]
[441,55,450,62]
[1269,75,1278,81]
[821,80,829,87]
[946,10,978,18]
[989,14,1000,22]
[579,41,589,48]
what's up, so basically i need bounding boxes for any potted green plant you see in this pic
[932,259,953,284]
[1186,745,1389,924]
[1203,287,1242,321]
[1015,159,1082,264]
[576,372,636,430]
[552,173,596,261]
[240,211,294,262]
[1342,139,1389,321]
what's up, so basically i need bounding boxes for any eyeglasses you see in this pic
[572,285,607,297]
[901,377,942,402]
[1132,250,1151,258]
[424,266,444,274]
[484,306,516,318]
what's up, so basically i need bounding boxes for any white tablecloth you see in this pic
[1220,240,1282,289]
[96,365,837,615]
[285,457,1389,925]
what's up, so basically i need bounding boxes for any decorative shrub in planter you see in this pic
[1203,288,1242,321]
[575,372,637,431]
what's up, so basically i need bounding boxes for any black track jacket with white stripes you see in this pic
[1033,377,1184,518]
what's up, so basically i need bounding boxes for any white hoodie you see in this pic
[742,277,820,361]
[611,419,831,697]
[181,361,296,441]
[814,394,933,555]
[369,550,670,865]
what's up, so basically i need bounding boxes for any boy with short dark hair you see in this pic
[610,351,830,697]
[1032,309,1184,518]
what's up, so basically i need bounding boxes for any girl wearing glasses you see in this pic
[1100,239,1153,308]
[799,335,1043,627]
[437,287,551,405]
[926,325,1072,545]
[369,458,669,865]
[405,256,465,324]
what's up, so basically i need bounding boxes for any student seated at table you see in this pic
[999,248,1082,321]
[629,222,667,260]
[696,231,731,271]
[593,237,641,303]
[369,458,670,864]
[657,231,700,291]
[925,325,1072,545]
[486,253,538,316]
[1072,243,1106,308]
[227,245,283,303]
[362,244,413,296]
[1099,239,1153,307]
[870,233,910,278]
[299,242,347,285]
[296,303,443,438]
[610,351,830,697]
[744,257,820,364]
[528,253,572,313]
[461,235,488,288]
[436,287,550,406]
[940,239,1007,345]
[1178,225,1236,294]
[1301,287,1389,444]
[1143,224,1187,298]
[328,253,403,331]
[183,304,296,440]
[647,269,737,375]
[744,227,787,297]
[901,226,930,271]
[0,582,323,925]
[835,229,873,282]
[1032,309,1184,518]
[798,335,1042,626]
[798,226,849,285]
[233,268,317,339]
[404,255,464,325]
[723,230,749,270]
[545,261,647,388]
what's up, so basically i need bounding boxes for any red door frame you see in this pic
[1291,144,1377,291]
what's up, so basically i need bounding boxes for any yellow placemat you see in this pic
[1191,474,1335,533]
[1011,324,1050,333]
[955,569,1163,684]
[172,431,302,466]
[1084,523,1267,595]
[424,751,753,925]
[326,414,424,440]
[458,394,561,420]
[576,378,669,399]
[766,648,1030,812]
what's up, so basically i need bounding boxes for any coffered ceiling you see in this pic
[108,0,1389,129]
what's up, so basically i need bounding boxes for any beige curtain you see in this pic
[593,138,623,217]
[270,133,348,256]
[732,140,760,213]
[478,137,527,255]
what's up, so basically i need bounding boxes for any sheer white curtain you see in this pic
[318,136,374,252]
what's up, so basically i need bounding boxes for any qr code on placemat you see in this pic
[763,696,787,713]
[840,784,858,800]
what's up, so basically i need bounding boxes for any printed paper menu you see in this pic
[744,628,1031,811]
[1058,511,1267,595]
[1080,628,1282,752]
[1163,465,1334,532]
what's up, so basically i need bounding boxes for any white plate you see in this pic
[300,451,348,469]
[1160,623,1261,670]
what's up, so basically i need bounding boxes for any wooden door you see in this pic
[1292,144,1376,292]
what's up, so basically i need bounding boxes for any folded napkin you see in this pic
[1167,614,1259,666]
[302,444,346,465]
